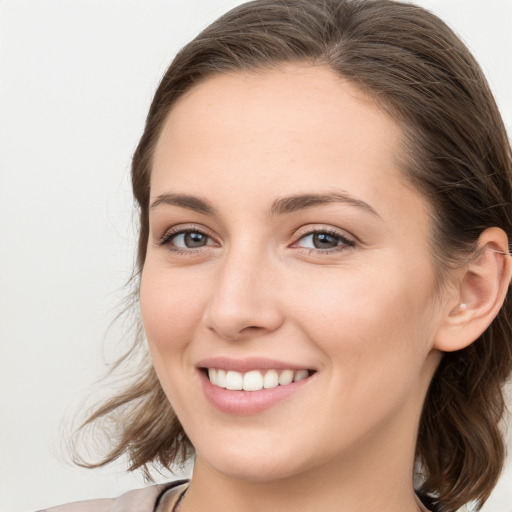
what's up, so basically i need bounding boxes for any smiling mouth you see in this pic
[204,368,315,391]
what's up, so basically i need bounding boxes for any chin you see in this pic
[194,440,310,483]
[207,460,305,483]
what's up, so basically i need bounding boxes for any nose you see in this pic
[202,248,284,341]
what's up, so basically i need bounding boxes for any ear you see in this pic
[434,227,512,352]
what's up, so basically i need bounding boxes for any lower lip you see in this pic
[199,370,312,415]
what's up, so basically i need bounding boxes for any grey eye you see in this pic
[297,232,343,250]
[312,233,340,249]
[173,231,210,248]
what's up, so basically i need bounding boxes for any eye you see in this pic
[172,231,210,248]
[293,228,356,252]
[159,227,217,252]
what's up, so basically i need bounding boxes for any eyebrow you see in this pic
[150,191,379,218]
[150,193,217,215]
[269,192,380,217]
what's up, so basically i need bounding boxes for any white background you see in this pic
[1,1,511,511]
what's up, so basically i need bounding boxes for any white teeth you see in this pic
[217,369,227,388]
[207,368,310,391]
[263,369,279,389]
[225,370,243,390]
[294,369,309,382]
[278,369,294,386]
[243,370,263,391]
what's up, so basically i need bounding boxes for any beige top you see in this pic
[37,481,189,512]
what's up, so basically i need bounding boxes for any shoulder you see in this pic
[37,480,189,512]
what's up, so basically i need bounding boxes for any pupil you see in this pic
[185,232,206,247]
[313,233,338,249]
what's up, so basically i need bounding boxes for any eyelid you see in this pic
[158,223,219,247]
[289,225,357,255]
[291,225,356,243]
[156,222,356,254]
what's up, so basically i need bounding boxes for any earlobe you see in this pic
[434,227,512,352]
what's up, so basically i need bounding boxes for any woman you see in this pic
[42,1,512,511]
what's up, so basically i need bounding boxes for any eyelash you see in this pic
[158,226,356,255]
[292,228,356,254]
[158,226,216,255]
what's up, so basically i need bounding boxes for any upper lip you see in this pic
[196,357,314,373]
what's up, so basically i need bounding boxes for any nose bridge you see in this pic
[219,245,259,297]
[203,241,282,340]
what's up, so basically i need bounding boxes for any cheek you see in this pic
[139,263,207,353]
[293,264,436,369]
[294,267,437,431]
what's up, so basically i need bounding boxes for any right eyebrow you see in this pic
[150,193,217,216]
[269,192,380,218]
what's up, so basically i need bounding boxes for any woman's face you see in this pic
[140,66,446,482]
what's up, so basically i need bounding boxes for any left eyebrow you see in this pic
[269,192,380,217]
[150,193,217,216]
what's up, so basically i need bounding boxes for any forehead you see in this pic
[154,65,399,176]
[151,65,425,227]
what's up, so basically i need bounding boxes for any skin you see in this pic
[139,65,503,511]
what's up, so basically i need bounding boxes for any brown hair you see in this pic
[76,1,512,511]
